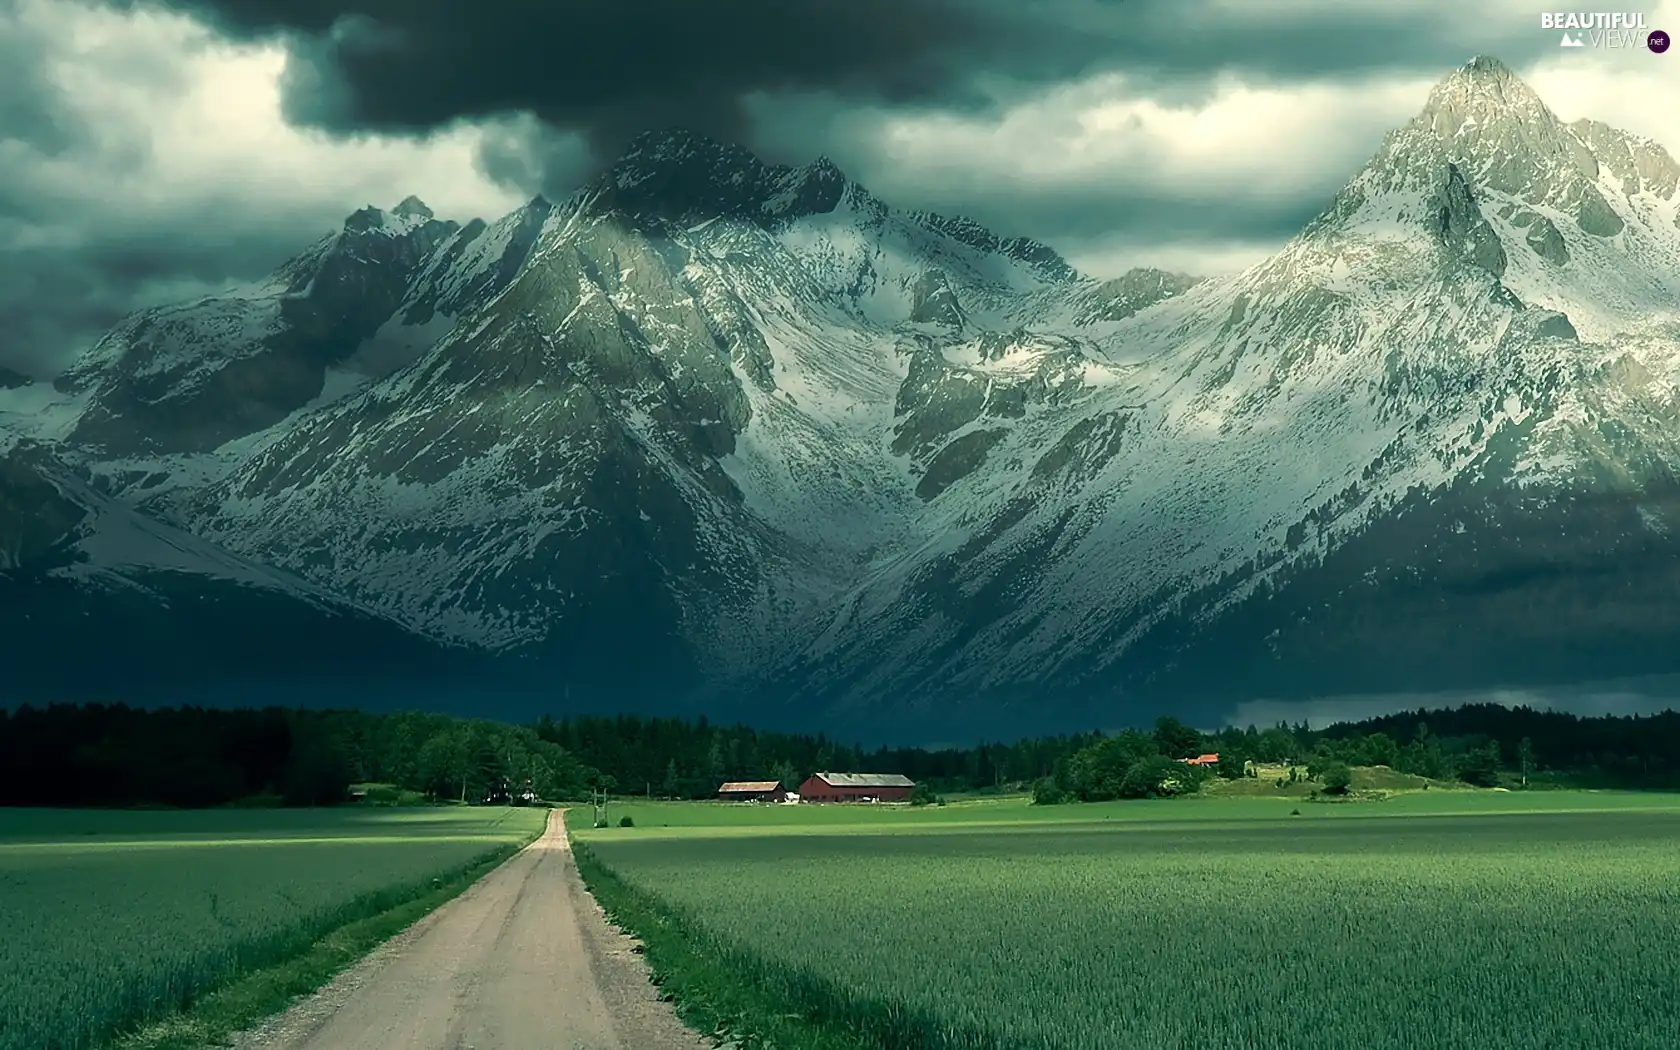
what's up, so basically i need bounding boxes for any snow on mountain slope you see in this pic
[0,379,84,457]
[1328,56,1680,341]
[604,130,1082,326]
[55,195,552,461]
[167,196,775,674]
[759,56,1680,727]
[133,133,1141,676]
[23,57,1680,734]
[0,440,374,603]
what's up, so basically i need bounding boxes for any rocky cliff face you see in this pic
[53,196,554,456]
[770,57,1680,734]
[13,58,1680,736]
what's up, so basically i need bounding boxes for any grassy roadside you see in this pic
[97,832,541,1050]
[571,840,992,1050]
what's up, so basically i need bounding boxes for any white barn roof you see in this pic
[812,772,914,788]
[718,781,782,792]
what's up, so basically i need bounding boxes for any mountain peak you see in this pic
[598,127,854,228]
[342,205,387,233]
[392,195,434,221]
[1447,54,1515,82]
[341,198,454,237]
[1329,54,1591,211]
[1420,56,1552,129]
[614,127,756,180]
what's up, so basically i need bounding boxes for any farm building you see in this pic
[797,772,915,803]
[717,780,787,802]
[1180,753,1221,767]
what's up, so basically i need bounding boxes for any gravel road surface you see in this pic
[235,809,711,1050]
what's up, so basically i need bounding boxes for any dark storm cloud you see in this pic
[0,5,265,375]
[0,4,130,373]
[0,0,1590,377]
[83,0,1567,288]
[472,118,595,202]
[0,1,93,163]
[0,223,324,377]
[115,0,1559,168]
[129,0,1056,160]
[0,0,524,379]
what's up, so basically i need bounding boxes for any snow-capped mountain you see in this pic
[774,56,1680,733]
[55,195,553,456]
[12,57,1680,736]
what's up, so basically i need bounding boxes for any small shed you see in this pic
[796,772,915,803]
[1181,753,1221,767]
[717,780,787,802]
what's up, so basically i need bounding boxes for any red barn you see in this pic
[717,780,787,802]
[796,772,915,803]
[1180,753,1221,767]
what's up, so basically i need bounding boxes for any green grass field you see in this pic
[0,806,547,1050]
[575,791,1680,1050]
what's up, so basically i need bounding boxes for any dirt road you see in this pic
[237,809,712,1050]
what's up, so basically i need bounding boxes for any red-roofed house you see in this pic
[796,772,915,803]
[1181,753,1221,767]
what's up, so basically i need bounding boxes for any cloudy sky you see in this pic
[3,0,1680,377]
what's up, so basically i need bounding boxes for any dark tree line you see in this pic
[4,700,1678,809]
[1218,707,1662,788]
[0,705,598,808]
[1305,703,1680,787]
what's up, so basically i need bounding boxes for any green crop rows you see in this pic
[0,807,546,1050]
[579,800,1680,1050]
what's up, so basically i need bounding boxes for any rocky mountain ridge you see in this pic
[7,57,1680,737]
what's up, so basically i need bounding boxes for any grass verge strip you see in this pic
[99,837,536,1050]
[571,841,1008,1050]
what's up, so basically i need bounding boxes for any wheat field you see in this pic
[0,807,546,1050]
[579,797,1680,1050]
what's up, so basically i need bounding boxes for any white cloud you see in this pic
[0,0,543,374]
[750,35,1680,280]
[870,72,1430,199]
[752,73,1435,278]
[1523,0,1680,146]
[22,0,523,232]
[1066,239,1280,280]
